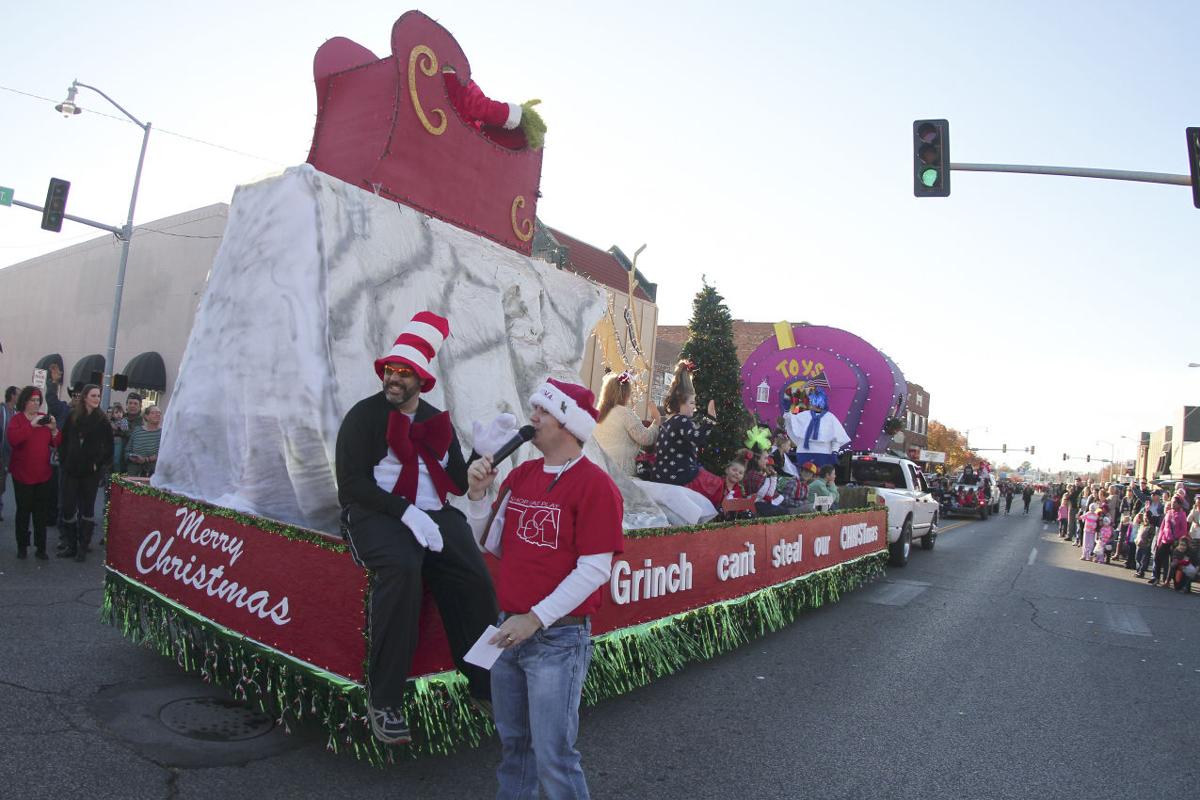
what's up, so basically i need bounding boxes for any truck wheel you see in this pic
[889,519,912,566]
[920,514,938,550]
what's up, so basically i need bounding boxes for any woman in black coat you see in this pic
[58,384,113,560]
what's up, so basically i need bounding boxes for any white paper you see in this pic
[464,625,505,670]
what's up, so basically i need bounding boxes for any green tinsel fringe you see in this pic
[102,551,885,766]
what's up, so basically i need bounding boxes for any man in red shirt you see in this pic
[467,378,623,799]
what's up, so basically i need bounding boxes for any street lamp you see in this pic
[55,79,152,410]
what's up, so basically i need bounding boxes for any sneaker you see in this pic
[1147,579,1158,585]
[368,704,412,745]
[34,550,49,561]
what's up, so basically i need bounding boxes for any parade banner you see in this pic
[104,479,886,764]
[105,482,368,681]
[410,509,887,674]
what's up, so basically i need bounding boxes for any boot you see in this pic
[75,519,95,562]
[56,519,78,559]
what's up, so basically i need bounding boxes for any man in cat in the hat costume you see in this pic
[466,377,624,798]
[335,311,498,745]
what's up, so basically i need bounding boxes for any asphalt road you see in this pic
[2,489,1198,799]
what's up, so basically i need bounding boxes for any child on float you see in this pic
[1080,502,1100,561]
[649,361,724,509]
[770,433,802,505]
[1057,493,1070,537]
[742,448,788,517]
[722,458,747,501]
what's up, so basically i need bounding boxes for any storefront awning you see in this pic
[70,354,106,387]
[121,351,167,392]
[35,353,64,373]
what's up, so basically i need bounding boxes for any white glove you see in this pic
[402,505,444,553]
[472,412,519,459]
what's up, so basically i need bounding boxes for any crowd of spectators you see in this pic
[1050,477,1198,592]
[2,364,163,561]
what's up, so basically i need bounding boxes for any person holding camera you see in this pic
[6,386,61,559]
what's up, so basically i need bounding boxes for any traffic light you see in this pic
[1062,453,1068,461]
[41,178,70,232]
[913,119,950,197]
[1086,455,1091,463]
[1029,446,1035,456]
[1187,127,1200,209]
[1002,444,1007,453]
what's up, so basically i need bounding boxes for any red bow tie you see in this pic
[386,411,458,505]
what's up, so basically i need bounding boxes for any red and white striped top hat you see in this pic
[374,311,450,392]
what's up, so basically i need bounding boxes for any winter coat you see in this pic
[59,409,114,477]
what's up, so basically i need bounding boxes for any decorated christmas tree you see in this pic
[680,279,751,472]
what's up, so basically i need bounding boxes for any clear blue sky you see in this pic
[3,1,1198,473]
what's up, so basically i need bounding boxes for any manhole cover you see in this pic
[159,697,275,742]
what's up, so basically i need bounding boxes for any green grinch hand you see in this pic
[745,425,773,452]
[520,99,546,150]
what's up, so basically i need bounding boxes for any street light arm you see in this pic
[74,80,149,130]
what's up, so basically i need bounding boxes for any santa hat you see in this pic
[529,378,599,441]
[374,311,450,392]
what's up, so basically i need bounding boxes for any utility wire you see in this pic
[0,84,289,166]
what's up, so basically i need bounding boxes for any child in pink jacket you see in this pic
[1080,503,1100,562]
[1057,495,1070,537]
[1094,515,1114,563]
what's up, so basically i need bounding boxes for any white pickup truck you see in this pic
[849,453,940,567]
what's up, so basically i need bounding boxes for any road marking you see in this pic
[1104,605,1151,637]
[864,580,930,607]
[1028,548,1037,565]
[938,521,969,534]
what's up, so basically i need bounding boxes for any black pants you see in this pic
[1152,542,1172,582]
[46,464,60,527]
[13,479,53,553]
[345,504,498,708]
[61,471,102,550]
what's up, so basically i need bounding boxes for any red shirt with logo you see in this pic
[494,456,624,616]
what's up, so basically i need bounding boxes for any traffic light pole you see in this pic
[8,198,122,235]
[950,162,1191,187]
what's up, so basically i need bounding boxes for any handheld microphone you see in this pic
[491,425,535,463]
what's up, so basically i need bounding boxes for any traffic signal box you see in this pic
[913,120,950,197]
[1187,127,1200,209]
[41,178,70,232]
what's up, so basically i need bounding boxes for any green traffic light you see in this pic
[920,168,939,187]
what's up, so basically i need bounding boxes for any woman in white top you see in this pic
[593,371,660,476]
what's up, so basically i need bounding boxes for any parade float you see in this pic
[101,11,886,765]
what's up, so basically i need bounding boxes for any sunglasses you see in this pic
[383,364,416,378]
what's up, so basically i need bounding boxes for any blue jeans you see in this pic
[492,619,593,800]
[1135,545,1152,574]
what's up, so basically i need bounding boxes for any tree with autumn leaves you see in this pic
[679,279,752,473]
[926,421,974,474]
